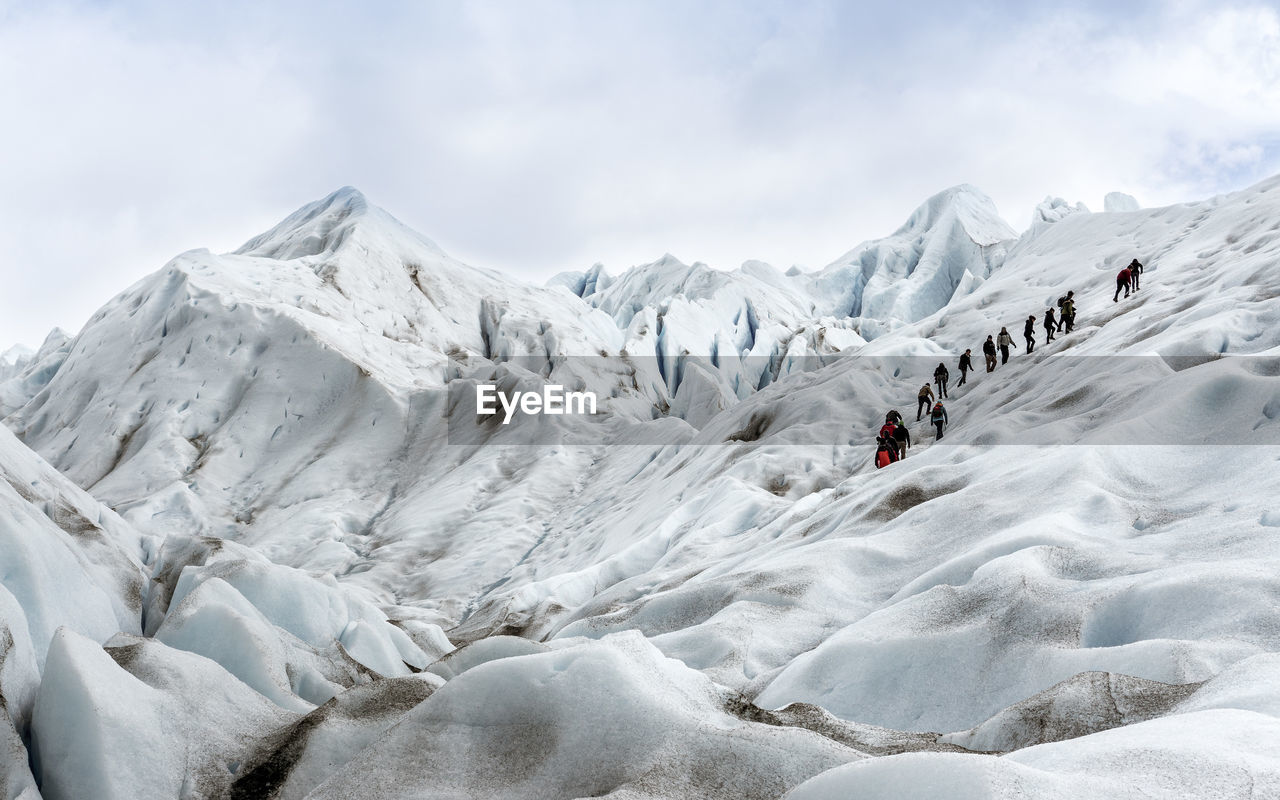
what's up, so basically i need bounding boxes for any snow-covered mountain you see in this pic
[2,176,1280,798]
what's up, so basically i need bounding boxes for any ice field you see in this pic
[2,177,1280,798]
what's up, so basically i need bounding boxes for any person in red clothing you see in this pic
[876,418,908,460]
[1114,266,1132,302]
[874,435,899,468]
[881,411,910,460]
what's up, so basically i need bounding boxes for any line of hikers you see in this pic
[874,258,1147,468]
[875,377,950,468]
[875,402,948,468]
[1115,258,1143,302]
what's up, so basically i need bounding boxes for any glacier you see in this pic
[1,175,1279,798]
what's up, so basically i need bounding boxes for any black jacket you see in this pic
[959,353,972,371]
[934,365,949,381]
[982,340,996,355]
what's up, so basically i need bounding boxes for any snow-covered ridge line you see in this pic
[3,173,1280,798]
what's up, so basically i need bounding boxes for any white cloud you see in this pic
[0,0,1278,347]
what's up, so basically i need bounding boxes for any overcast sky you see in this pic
[2,0,1279,349]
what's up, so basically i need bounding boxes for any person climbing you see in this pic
[930,401,948,440]
[1055,293,1069,332]
[892,421,911,460]
[878,418,900,452]
[880,413,910,459]
[1023,315,1036,353]
[997,327,1016,364]
[916,383,935,421]
[1114,265,1132,302]
[874,435,899,468]
[1043,308,1057,343]
[958,349,973,386]
[983,336,997,372]
[933,362,949,399]
[1062,291,1077,333]
[1128,258,1144,291]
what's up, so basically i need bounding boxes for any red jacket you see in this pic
[1117,267,1132,283]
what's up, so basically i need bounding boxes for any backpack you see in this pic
[931,403,945,422]
[875,437,897,468]
[879,423,897,440]
[1057,295,1067,309]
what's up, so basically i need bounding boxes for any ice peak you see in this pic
[1104,192,1141,212]
[894,184,1018,247]
[233,187,444,261]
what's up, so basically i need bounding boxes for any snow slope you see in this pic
[2,175,1280,797]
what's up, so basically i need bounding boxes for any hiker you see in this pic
[933,362,949,399]
[1044,308,1057,342]
[982,336,997,372]
[875,414,906,458]
[1129,258,1144,291]
[892,421,911,460]
[916,383,935,421]
[880,413,909,459]
[874,435,899,468]
[1062,291,1076,333]
[930,401,948,440]
[997,327,1016,364]
[1023,315,1036,353]
[958,349,973,386]
[1114,265,1132,302]
[1056,294,1068,332]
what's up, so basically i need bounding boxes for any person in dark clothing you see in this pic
[1044,308,1056,342]
[885,410,903,426]
[1062,291,1076,333]
[933,362,949,398]
[982,336,997,372]
[958,349,973,386]
[1055,294,1068,332]
[916,383,935,420]
[930,401,948,440]
[874,436,899,468]
[1114,266,1132,302]
[1129,258,1143,290]
[997,327,1016,364]
[1023,315,1036,353]
[892,423,911,460]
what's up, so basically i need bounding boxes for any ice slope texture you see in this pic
[1,175,1279,798]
